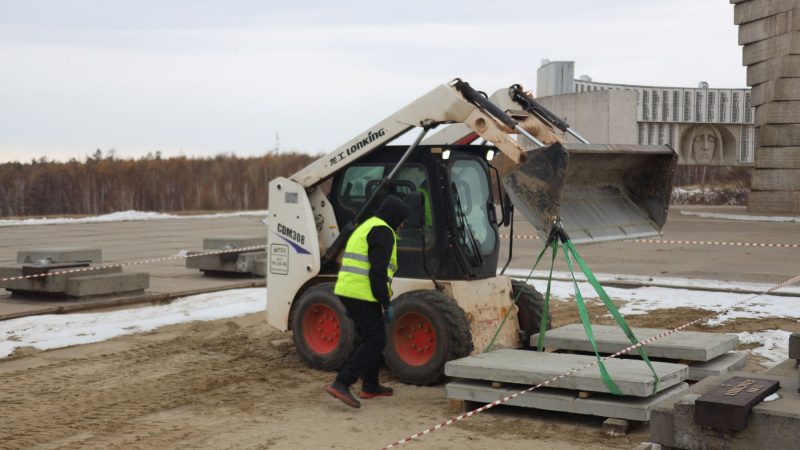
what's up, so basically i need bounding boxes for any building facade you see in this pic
[536,61,756,166]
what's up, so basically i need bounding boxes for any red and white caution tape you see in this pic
[499,234,799,248]
[381,273,800,449]
[0,245,268,283]
[631,239,799,248]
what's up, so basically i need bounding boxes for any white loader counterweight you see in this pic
[267,79,677,385]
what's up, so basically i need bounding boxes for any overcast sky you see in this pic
[0,0,745,163]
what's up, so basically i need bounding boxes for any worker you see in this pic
[326,194,410,408]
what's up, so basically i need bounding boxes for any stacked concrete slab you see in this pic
[733,0,800,213]
[185,236,267,277]
[532,324,746,381]
[444,324,749,423]
[0,247,149,298]
[445,348,690,421]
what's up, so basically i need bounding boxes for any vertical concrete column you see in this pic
[733,0,800,213]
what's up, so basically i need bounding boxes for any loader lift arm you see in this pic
[292,79,547,267]
[290,79,529,189]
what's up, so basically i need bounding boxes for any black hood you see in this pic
[375,194,410,230]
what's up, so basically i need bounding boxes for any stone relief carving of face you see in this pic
[690,125,721,164]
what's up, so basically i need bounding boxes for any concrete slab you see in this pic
[253,259,266,277]
[65,272,149,297]
[742,31,799,66]
[738,9,795,45]
[748,190,800,212]
[747,54,800,86]
[759,123,800,146]
[531,324,738,362]
[752,169,800,190]
[202,236,267,250]
[772,78,800,101]
[789,333,800,360]
[444,349,688,397]
[0,265,122,295]
[650,371,800,450]
[687,352,748,381]
[754,146,800,168]
[17,248,103,264]
[445,379,689,421]
[185,252,265,275]
[734,0,798,25]
[755,100,800,124]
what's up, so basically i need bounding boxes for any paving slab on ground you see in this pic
[444,349,688,397]
[686,352,748,381]
[17,247,103,264]
[446,379,689,422]
[200,236,267,250]
[532,324,739,361]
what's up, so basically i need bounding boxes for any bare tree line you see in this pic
[0,151,316,217]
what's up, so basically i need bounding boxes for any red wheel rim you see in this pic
[302,303,340,354]
[394,312,436,366]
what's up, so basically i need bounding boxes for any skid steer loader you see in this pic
[266,79,677,385]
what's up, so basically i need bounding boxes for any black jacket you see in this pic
[366,195,410,306]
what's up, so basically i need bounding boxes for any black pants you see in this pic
[334,296,386,391]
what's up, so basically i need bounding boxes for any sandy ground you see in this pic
[3,297,792,450]
[1,310,664,450]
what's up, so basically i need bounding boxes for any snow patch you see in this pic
[510,277,800,325]
[503,269,800,298]
[671,187,747,206]
[736,330,792,368]
[0,288,266,359]
[0,210,269,227]
[680,209,800,223]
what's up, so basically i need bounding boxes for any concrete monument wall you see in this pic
[534,90,638,144]
[733,0,800,213]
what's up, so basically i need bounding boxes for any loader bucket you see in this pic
[502,143,678,244]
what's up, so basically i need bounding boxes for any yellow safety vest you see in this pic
[334,216,398,302]
[420,187,433,228]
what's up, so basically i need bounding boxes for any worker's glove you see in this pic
[383,305,395,324]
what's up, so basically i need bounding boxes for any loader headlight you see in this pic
[485,150,495,161]
[442,149,451,160]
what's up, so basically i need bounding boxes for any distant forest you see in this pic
[0,150,752,218]
[0,150,316,217]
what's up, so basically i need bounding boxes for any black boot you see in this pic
[359,384,394,399]
[325,382,361,408]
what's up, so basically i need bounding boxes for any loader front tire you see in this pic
[384,290,473,385]
[511,280,551,349]
[291,283,357,371]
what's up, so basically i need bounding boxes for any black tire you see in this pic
[384,290,473,385]
[291,282,357,371]
[511,279,552,349]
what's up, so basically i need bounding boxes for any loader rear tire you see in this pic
[291,283,357,371]
[384,290,473,385]
[511,280,551,349]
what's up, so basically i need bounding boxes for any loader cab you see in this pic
[328,145,501,281]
